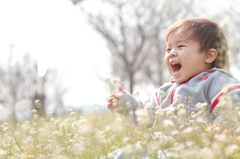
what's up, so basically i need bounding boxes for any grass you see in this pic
[0,99,240,159]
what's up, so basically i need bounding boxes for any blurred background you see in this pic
[0,0,240,121]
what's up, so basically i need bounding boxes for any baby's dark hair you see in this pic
[165,18,228,69]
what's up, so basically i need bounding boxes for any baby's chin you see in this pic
[175,79,184,84]
[172,76,188,84]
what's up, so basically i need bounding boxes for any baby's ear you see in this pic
[205,49,218,63]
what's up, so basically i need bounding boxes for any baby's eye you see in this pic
[178,45,184,48]
[166,48,171,52]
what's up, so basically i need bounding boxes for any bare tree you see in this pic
[0,46,34,105]
[73,0,197,93]
[44,68,69,114]
[0,45,35,121]
[222,1,240,70]
[0,45,68,120]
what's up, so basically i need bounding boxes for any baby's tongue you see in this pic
[172,64,181,73]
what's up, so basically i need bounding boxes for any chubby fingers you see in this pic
[107,86,124,110]
[107,97,116,103]
[110,91,123,99]
[118,85,124,92]
[107,97,119,110]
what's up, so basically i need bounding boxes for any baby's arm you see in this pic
[107,85,124,110]
[107,85,144,122]
[212,88,240,129]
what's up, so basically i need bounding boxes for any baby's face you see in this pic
[165,32,211,83]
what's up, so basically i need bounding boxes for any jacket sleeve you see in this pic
[115,91,144,124]
[212,86,240,128]
[116,83,173,125]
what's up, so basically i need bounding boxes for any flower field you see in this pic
[0,99,240,159]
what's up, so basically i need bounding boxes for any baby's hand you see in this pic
[107,85,123,110]
[205,124,226,134]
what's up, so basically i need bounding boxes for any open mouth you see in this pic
[171,62,182,74]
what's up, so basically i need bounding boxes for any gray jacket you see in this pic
[117,68,240,126]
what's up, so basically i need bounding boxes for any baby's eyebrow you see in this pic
[166,39,189,46]
[176,39,189,43]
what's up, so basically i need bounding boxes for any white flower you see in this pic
[171,130,179,136]
[225,144,239,156]
[0,149,7,156]
[235,127,240,134]
[159,90,165,96]
[174,95,181,103]
[191,113,198,119]
[155,106,161,110]
[50,111,55,116]
[214,134,227,142]
[179,125,185,130]
[166,110,175,117]
[199,147,214,158]
[133,91,140,96]
[182,127,193,134]
[70,111,76,116]
[163,119,175,129]
[111,77,120,84]
[33,114,39,120]
[3,127,8,131]
[189,120,194,126]
[31,109,37,114]
[196,117,205,124]
[177,108,186,117]
[213,126,221,133]
[136,109,149,125]
[35,99,41,106]
[155,109,165,116]
[135,141,143,150]
[236,136,240,142]
[144,102,152,110]
[30,130,37,135]
[195,102,208,111]
[153,131,162,139]
[177,104,184,110]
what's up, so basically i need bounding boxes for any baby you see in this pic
[105,18,240,159]
[108,18,240,126]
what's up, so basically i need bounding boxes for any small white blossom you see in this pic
[111,77,120,84]
[171,130,179,136]
[155,109,165,116]
[159,90,165,96]
[189,120,194,126]
[177,104,184,110]
[174,95,181,103]
[214,134,227,142]
[163,119,175,129]
[182,127,193,134]
[177,108,186,117]
[179,125,185,130]
[31,109,37,114]
[225,144,239,156]
[166,110,175,117]
[214,126,221,133]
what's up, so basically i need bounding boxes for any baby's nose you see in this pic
[168,49,177,57]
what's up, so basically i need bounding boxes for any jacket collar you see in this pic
[170,69,215,84]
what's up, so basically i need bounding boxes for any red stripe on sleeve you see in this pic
[211,92,224,110]
[211,85,240,110]
[155,92,161,106]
